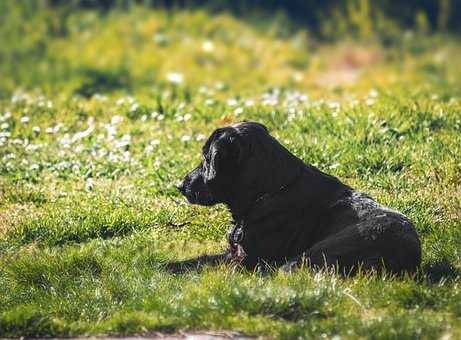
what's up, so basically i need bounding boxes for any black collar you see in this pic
[233,170,304,222]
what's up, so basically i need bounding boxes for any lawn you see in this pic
[1,4,461,339]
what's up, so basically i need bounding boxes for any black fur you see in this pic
[173,121,421,274]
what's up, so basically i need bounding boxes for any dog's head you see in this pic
[178,121,270,207]
[178,121,347,219]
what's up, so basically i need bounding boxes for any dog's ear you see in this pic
[204,133,242,183]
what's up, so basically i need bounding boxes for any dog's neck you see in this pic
[228,156,348,223]
[232,168,304,221]
[228,145,298,216]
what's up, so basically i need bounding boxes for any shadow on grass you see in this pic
[164,253,229,274]
[164,256,461,285]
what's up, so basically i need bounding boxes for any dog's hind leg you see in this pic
[281,220,420,275]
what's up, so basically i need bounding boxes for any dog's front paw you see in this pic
[280,253,310,273]
[280,259,299,273]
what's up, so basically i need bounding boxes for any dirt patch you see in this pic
[316,44,383,87]
[79,331,253,339]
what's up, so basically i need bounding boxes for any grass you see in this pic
[1,5,461,339]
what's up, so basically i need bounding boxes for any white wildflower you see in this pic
[350,99,359,106]
[32,126,41,134]
[292,72,304,82]
[11,94,22,103]
[328,101,340,110]
[105,124,117,140]
[20,116,30,124]
[72,125,94,142]
[204,99,214,106]
[145,145,154,154]
[196,134,205,141]
[122,150,131,162]
[85,178,94,191]
[181,135,191,142]
[245,99,255,107]
[166,72,184,84]
[365,98,375,106]
[115,134,131,149]
[25,144,41,152]
[52,123,63,133]
[60,134,72,148]
[97,149,107,158]
[198,85,209,94]
[130,103,139,112]
[111,115,123,125]
[1,123,8,130]
[93,93,108,101]
[73,163,80,173]
[261,93,278,106]
[145,139,160,153]
[202,40,214,53]
[227,98,238,106]
[234,107,243,116]
[214,81,225,91]
[153,33,168,45]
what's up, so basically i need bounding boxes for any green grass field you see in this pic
[1,5,461,339]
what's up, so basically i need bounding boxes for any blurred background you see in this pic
[1,0,460,99]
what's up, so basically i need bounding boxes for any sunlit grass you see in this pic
[0,5,461,339]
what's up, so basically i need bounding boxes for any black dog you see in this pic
[174,121,421,274]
